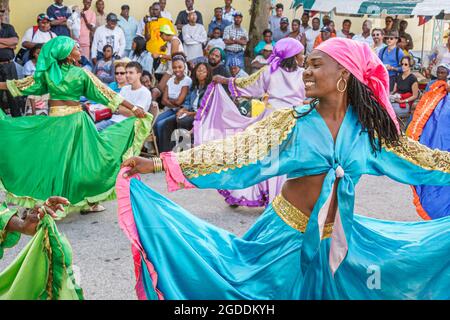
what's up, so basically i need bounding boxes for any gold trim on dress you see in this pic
[49,105,83,117]
[83,69,121,106]
[383,135,450,173]
[11,76,36,91]
[272,194,334,239]
[234,66,267,89]
[176,108,297,179]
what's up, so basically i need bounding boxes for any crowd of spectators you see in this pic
[0,0,447,151]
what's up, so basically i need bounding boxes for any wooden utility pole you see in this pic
[245,0,271,68]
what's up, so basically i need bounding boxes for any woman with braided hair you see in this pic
[117,38,450,300]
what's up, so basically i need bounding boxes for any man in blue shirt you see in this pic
[118,5,139,58]
[379,30,404,91]
[208,7,231,38]
[46,0,71,37]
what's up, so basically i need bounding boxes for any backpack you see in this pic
[15,26,54,66]
[381,46,400,74]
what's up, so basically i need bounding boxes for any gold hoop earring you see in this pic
[337,77,347,93]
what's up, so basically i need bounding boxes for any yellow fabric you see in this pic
[250,100,266,117]
[49,106,83,117]
[145,18,176,55]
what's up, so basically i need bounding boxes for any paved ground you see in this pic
[0,173,419,300]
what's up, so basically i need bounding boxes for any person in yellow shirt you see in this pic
[145,2,176,55]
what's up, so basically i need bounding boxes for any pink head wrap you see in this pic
[316,38,400,132]
[267,38,304,73]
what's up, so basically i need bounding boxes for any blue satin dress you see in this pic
[126,105,450,299]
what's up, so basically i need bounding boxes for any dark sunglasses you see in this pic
[115,72,126,75]
[372,33,381,37]
[386,37,396,40]
[402,63,410,66]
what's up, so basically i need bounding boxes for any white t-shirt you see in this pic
[161,10,173,21]
[207,38,226,50]
[305,28,320,55]
[167,76,192,100]
[352,34,374,46]
[21,27,56,47]
[112,85,152,123]
[23,60,36,76]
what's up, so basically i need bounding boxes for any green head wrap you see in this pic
[35,36,77,85]
[208,47,226,63]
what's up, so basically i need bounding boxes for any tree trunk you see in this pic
[245,0,271,69]
[0,0,9,23]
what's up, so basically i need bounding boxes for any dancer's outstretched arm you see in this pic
[0,197,69,259]
[367,135,450,186]
[0,75,48,97]
[122,108,300,191]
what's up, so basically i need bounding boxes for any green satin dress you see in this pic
[0,203,83,300]
[0,64,153,212]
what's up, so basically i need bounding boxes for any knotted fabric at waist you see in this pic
[272,193,334,239]
[49,105,83,117]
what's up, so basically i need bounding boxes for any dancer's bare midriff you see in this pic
[282,174,339,224]
[49,100,81,107]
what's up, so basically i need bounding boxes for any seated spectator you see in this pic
[314,26,334,48]
[154,25,185,90]
[336,19,353,39]
[129,36,154,73]
[23,44,48,116]
[79,55,94,72]
[273,17,290,42]
[91,13,126,64]
[23,44,43,77]
[108,59,129,93]
[188,47,231,77]
[288,19,305,46]
[160,0,173,21]
[141,70,161,101]
[229,58,248,78]
[254,29,275,56]
[96,61,152,131]
[155,55,192,152]
[425,64,450,92]
[352,20,373,46]
[21,14,56,50]
[92,45,115,84]
[208,7,231,38]
[398,35,412,57]
[206,27,226,52]
[390,56,419,118]
[174,62,213,147]
[182,11,207,61]
[251,44,272,73]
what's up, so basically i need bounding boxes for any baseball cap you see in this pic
[37,13,50,22]
[107,13,119,22]
[320,26,332,33]
[233,11,243,17]
[280,17,289,24]
[160,24,175,35]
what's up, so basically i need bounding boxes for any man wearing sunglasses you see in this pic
[371,28,386,54]
[0,7,23,117]
[379,30,404,91]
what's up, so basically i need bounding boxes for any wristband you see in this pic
[131,106,138,112]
